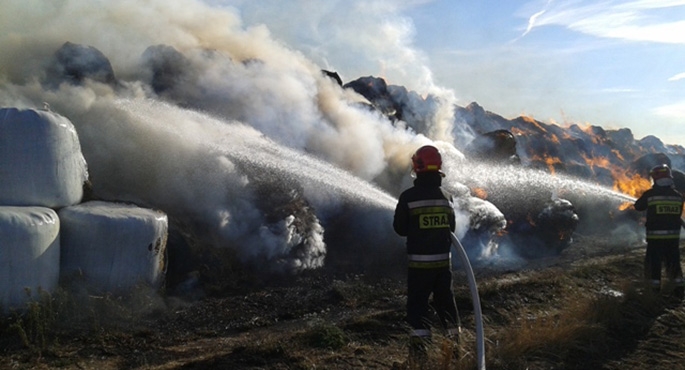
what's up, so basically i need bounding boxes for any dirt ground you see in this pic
[2,238,685,370]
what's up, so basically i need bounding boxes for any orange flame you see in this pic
[521,115,548,134]
[578,152,650,200]
[613,173,651,198]
[581,153,611,170]
[530,154,562,174]
[618,202,633,211]
[506,118,657,207]
[611,149,625,161]
[520,115,536,124]
[472,187,488,199]
[510,127,527,137]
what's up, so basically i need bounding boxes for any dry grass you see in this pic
[2,243,685,369]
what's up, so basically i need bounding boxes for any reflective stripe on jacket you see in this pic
[646,229,681,240]
[407,253,451,269]
[634,185,684,234]
[393,172,456,256]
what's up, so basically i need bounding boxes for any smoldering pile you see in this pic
[4,35,681,300]
[347,76,685,260]
[10,41,411,288]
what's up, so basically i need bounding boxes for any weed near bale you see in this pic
[0,281,169,359]
[0,241,680,370]
[491,299,608,367]
[302,322,348,350]
[484,272,673,370]
[0,287,73,355]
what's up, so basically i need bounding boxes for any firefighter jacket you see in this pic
[634,184,684,241]
[393,172,456,267]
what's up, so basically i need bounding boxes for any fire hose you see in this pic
[450,232,486,370]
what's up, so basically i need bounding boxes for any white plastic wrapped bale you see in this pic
[59,201,168,293]
[0,207,60,312]
[0,107,88,208]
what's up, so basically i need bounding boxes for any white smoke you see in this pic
[5,0,601,274]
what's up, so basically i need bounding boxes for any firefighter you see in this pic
[393,145,461,357]
[634,164,685,296]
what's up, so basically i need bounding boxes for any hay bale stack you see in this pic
[0,108,88,208]
[59,201,168,293]
[0,207,60,311]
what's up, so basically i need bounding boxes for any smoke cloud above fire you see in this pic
[0,0,658,277]
[0,0,457,273]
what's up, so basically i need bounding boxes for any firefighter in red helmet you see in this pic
[634,164,685,297]
[393,145,461,358]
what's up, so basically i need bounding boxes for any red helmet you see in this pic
[649,164,672,181]
[412,145,442,173]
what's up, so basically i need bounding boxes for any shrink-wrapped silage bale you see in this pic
[59,201,168,293]
[0,107,88,208]
[0,207,60,311]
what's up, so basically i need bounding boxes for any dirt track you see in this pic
[2,238,685,370]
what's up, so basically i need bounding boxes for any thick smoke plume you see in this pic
[0,0,431,276]
[2,0,679,280]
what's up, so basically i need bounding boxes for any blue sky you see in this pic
[217,0,685,145]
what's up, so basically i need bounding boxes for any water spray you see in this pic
[451,232,486,370]
[613,191,685,230]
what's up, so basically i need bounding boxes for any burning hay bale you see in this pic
[344,76,400,120]
[156,170,331,296]
[493,197,579,259]
[533,198,579,252]
[631,153,685,192]
[241,169,326,273]
[3,26,682,289]
[140,44,196,97]
[465,129,520,165]
[455,193,508,261]
[321,70,343,86]
[631,152,672,174]
[44,42,117,88]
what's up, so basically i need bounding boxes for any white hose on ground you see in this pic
[450,232,486,370]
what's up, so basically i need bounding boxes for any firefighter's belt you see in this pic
[408,253,450,269]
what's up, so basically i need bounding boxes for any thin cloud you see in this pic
[522,9,547,37]
[668,72,685,81]
[653,101,685,118]
[519,0,685,44]
[513,0,554,42]
[600,87,638,93]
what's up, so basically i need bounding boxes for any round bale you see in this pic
[59,201,168,293]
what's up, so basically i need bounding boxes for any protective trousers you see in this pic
[644,238,684,288]
[407,266,460,339]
